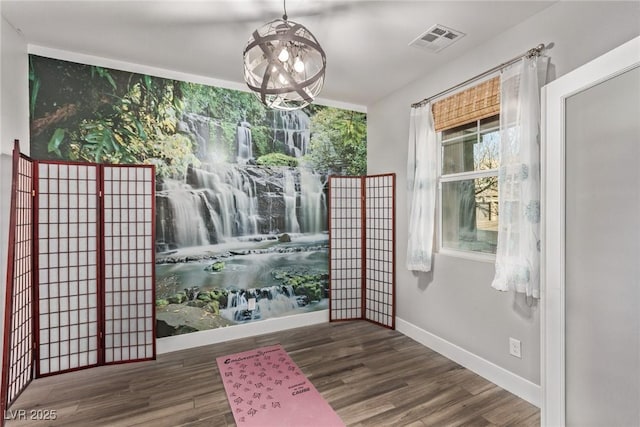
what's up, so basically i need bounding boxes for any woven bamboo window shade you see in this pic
[432,76,500,132]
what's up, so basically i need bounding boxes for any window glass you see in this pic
[476,129,500,171]
[480,115,499,131]
[442,134,476,174]
[439,114,499,256]
[442,129,499,174]
[441,121,476,140]
[441,177,498,254]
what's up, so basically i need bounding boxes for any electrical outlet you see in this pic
[509,337,522,358]
[248,298,256,311]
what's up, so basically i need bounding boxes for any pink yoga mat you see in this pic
[216,344,345,427]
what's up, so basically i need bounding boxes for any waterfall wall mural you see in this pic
[28,55,367,337]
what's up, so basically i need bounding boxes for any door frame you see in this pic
[541,36,640,426]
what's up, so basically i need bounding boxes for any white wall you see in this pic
[0,11,30,370]
[1,15,29,155]
[367,0,640,392]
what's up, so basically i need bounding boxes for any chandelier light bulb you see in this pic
[278,48,290,62]
[294,57,305,73]
[278,74,288,85]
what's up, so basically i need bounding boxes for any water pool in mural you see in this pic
[28,55,366,337]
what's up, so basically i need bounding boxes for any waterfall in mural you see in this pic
[236,121,253,164]
[283,169,301,234]
[300,169,327,233]
[157,162,326,246]
[157,179,211,248]
[190,165,259,238]
[221,285,300,322]
[157,112,325,247]
[180,113,209,159]
[273,110,311,158]
[157,165,261,247]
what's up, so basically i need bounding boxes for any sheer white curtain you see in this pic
[407,103,438,272]
[491,56,549,298]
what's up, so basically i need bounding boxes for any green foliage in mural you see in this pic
[29,56,198,178]
[307,108,367,175]
[256,153,299,167]
[29,56,41,118]
[75,67,198,174]
[251,126,272,158]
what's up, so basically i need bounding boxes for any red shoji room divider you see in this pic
[2,141,156,417]
[1,143,35,418]
[328,173,396,329]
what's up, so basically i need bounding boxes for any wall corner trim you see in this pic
[156,310,329,355]
[396,317,541,407]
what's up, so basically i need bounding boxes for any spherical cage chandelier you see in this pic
[243,6,326,111]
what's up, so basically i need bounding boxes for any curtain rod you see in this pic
[410,43,546,108]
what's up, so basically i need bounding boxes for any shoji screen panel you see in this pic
[328,174,396,329]
[328,177,363,321]
[35,163,100,376]
[102,165,155,363]
[2,145,35,414]
[364,174,395,329]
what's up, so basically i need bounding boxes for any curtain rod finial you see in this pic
[527,44,546,58]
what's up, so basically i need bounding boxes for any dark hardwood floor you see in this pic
[7,321,539,426]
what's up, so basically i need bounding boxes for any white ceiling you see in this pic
[1,1,555,107]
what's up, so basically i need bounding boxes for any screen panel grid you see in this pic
[3,153,35,408]
[329,176,363,321]
[36,163,100,376]
[329,174,395,329]
[103,166,155,363]
[364,174,395,328]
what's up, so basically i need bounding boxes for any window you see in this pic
[439,115,499,255]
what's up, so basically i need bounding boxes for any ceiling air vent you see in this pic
[409,24,465,53]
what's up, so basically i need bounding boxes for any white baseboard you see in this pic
[396,317,541,407]
[157,310,329,355]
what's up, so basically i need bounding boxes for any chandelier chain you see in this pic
[282,0,288,21]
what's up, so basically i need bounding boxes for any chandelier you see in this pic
[242,0,326,110]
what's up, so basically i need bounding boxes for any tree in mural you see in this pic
[307,107,367,175]
[30,57,198,178]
